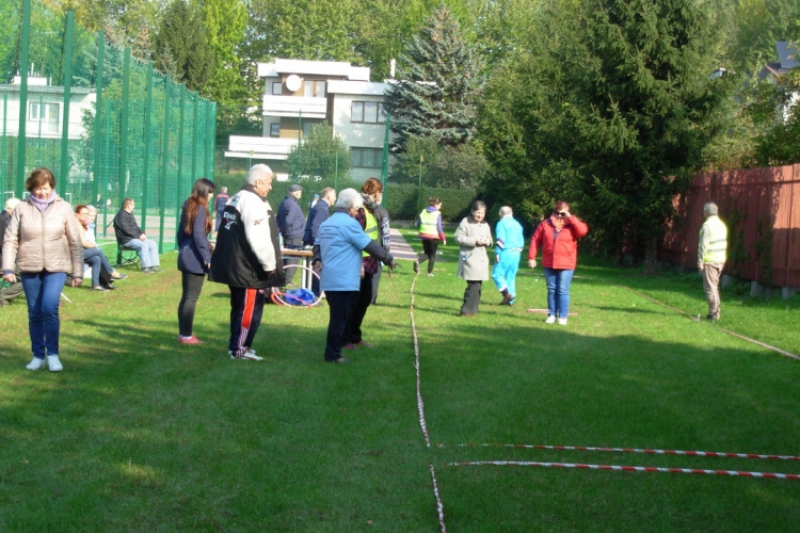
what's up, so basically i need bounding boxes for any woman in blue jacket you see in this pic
[177,178,217,344]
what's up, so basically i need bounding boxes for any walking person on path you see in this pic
[698,202,727,321]
[414,198,446,277]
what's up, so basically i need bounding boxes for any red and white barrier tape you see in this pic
[439,443,800,461]
[622,287,800,362]
[429,464,447,533]
[448,460,800,480]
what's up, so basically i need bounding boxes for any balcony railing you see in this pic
[226,135,299,160]
[262,95,327,119]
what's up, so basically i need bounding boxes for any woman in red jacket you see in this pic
[528,201,589,325]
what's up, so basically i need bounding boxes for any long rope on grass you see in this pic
[410,266,446,532]
[409,266,432,448]
[621,286,800,362]
[429,464,447,533]
[438,443,800,461]
[448,460,800,481]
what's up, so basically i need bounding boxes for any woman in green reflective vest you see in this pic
[343,178,391,349]
[414,198,446,276]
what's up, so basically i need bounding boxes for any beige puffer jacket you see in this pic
[1,196,84,276]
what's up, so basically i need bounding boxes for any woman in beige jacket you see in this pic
[455,200,493,316]
[2,168,84,371]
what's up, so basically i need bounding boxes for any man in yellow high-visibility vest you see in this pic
[698,202,727,321]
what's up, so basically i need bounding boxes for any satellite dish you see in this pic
[285,75,302,92]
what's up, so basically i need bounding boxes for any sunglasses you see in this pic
[554,211,568,217]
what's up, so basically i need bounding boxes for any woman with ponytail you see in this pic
[177,178,217,344]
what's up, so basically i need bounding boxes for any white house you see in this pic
[0,76,94,140]
[225,59,393,183]
[763,41,799,123]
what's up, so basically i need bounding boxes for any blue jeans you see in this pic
[491,250,521,297]
[84,247,113,287]
[21,271,67,359]
[123,238,160,269]
[542,267,574,318]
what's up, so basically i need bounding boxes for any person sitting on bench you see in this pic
[113,198,162,273]
[75,205,127,290]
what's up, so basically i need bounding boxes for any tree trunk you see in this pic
[643,236,658,275]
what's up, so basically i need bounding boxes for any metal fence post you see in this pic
[92,31,105,211]
[209,102,216,181]
[119,48,131,210]
[141,62,154,233]
[175,83,186,250]
[102,99,111,237]
[191,91,198,181]
[15,0,31,194]
[2,94,7,189]
[159,76,171,254]
[59,10,74,196]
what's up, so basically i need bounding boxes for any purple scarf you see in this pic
[30,191,58,212]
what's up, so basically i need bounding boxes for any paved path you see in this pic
[389,228,419,261]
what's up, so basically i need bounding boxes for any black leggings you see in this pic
[178,272,206,337]
[420,239,439,273]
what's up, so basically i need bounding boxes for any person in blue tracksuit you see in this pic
[491,206,525,306]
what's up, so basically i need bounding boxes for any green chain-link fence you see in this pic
[0,0,216,253]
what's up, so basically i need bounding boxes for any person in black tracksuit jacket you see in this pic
[210,165,285,360]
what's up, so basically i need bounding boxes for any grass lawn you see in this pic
[1,233,799,532]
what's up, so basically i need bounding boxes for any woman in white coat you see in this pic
[455,201,492,316]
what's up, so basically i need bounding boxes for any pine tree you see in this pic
[384,3,483,152]
[152,0,215,93]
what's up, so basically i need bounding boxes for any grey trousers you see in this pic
[702,263,724,319]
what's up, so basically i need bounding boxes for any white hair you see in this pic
[247,164,273,186]
[499,206,513,217]
[335,188,363,210]
[5,197,20,211]
[703,202,718,216]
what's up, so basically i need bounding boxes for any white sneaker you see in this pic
[558,317,568,326]
[47,355,63,371]
[545,315,556,324]
[26,357,46,370]
[228,350,264,361]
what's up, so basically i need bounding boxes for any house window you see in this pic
[351,101,385,124]
[29,102,59,133]
[270,123,280,137]
[272,82,282,95]
[351,147,383,168]
[303,122,314,138]
[304,80,326,98]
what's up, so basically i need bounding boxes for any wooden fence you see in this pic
[659,164,800,288]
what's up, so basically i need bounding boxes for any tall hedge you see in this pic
[214,173,479,222]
